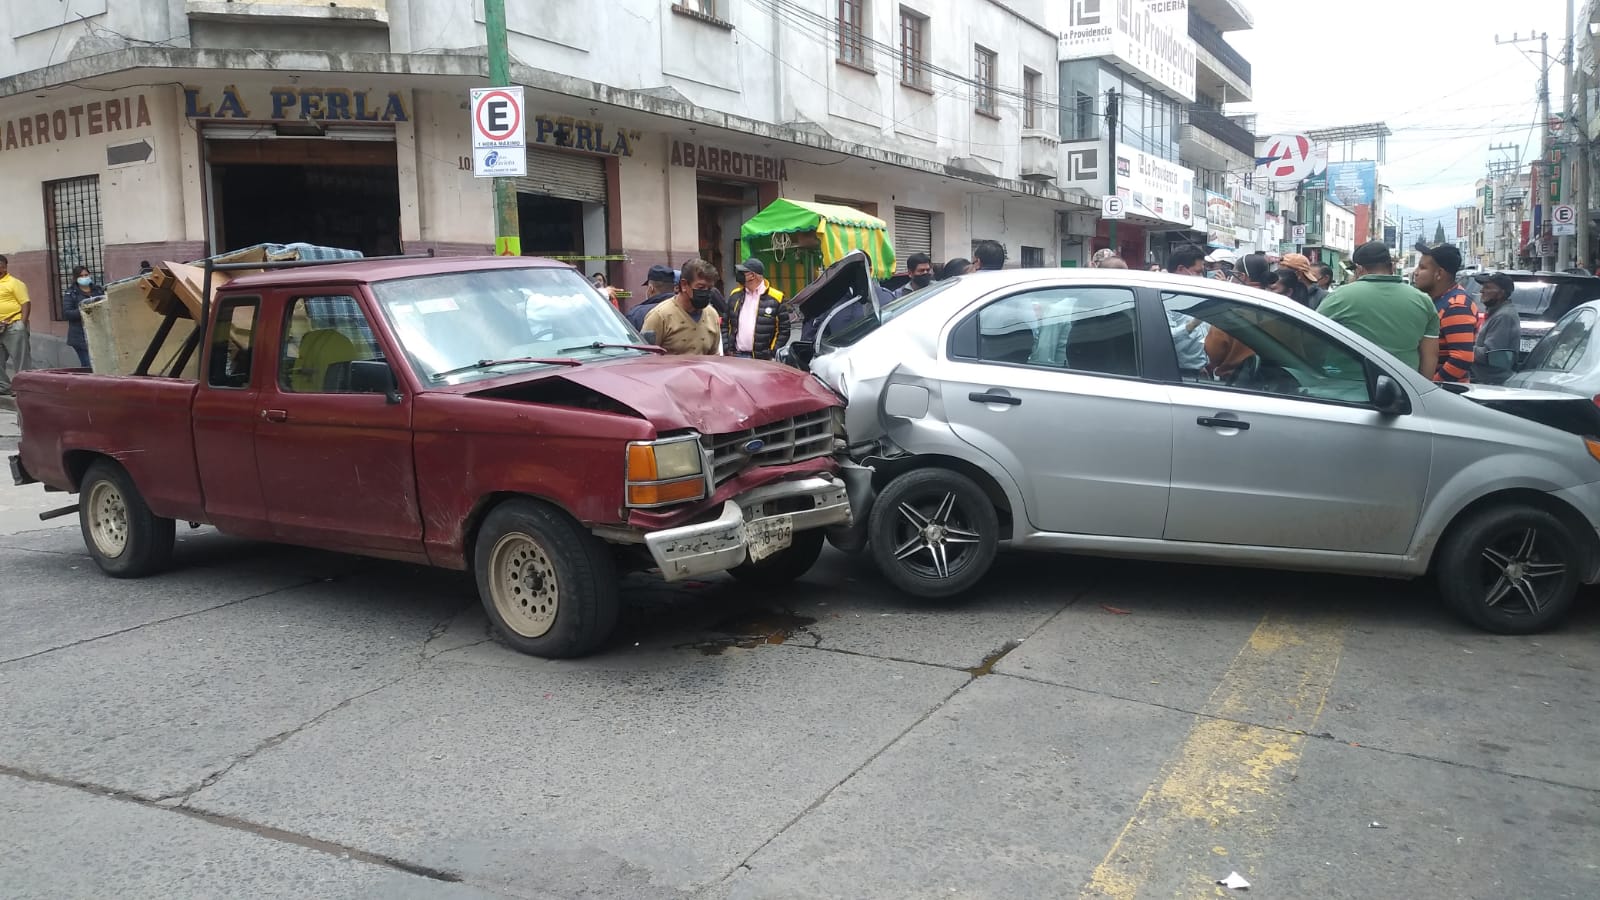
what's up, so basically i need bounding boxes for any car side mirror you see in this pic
[786,341,816,370]
[343,359,401,404]
[641,330,658,345]
[1373,374,1409,416]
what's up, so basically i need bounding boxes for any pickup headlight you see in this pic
[625,437,708,508]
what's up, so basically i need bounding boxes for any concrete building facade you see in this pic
[0,0,1084,362]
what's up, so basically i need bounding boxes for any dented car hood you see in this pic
[474,355,839,434]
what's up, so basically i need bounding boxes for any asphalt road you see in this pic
[1,432,1597,898]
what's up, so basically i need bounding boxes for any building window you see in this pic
[838,0,867,68]
[671,0,731,26]
[680,0,719,15]
[899,7,928,89]
[1021,246,1044,268]
[43,175,104,320]
[1023,68,1041,130]
[974,45,997,116]
[1073,91,1096,140]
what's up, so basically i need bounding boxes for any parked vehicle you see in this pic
[9,256,851,658]
[811,268,1600,634]
[1463,270,1600,359]
[1507,299,1600,398]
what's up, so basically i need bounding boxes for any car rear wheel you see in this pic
[79,459,175,578]
[474,499,620,658]
[1437,506,1582,634]
[730,528,826,586]
[868,468,998,598]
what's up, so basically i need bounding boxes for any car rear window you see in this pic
[1510,283,1553,317]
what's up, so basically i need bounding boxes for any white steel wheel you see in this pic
[488,532,561,638]
[86,479,130,559]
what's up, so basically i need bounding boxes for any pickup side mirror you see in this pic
[1372,374,1410,416]
[330,359,402,404]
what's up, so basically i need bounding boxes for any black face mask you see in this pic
[691,288,713,310]
[911,273,932,288]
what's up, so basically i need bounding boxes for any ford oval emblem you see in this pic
[742,439,766,454]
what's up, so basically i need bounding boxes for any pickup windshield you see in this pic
[371,268,641,385]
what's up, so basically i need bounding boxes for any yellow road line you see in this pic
[1081,611,1348,899]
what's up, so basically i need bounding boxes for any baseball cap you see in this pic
[1416,241,1463,275]
[1351,241,1394,268]
[1279,252,1317,282]
[643,264,676,285]
[1205,248,1237,265]
[735,258,766,277]
[1473,272,1516,295]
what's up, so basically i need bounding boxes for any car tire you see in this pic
[474,499,620,659]
[730,528,826,586]
[1436,505,1583,634]
[79,459,176,578]
[868,468,999,599]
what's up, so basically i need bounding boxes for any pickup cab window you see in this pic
[208,297,259,389]
[279,296,385,393]
[371,267,640,384]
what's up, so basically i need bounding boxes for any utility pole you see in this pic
[1498,31,1554,269]
[1106,88,1119,254]
[485,0,521,257]
[1561,0,1576,269]
[1578,37,1594,271]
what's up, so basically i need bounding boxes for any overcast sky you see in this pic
[1230,0,1570,237]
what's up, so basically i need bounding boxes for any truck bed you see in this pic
[15,370,205,522]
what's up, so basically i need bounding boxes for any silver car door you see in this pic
[938,285,1171,539]
[1159,290,1433,554]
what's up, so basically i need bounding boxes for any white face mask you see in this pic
[77,276,93,287]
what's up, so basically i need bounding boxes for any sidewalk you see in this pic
[0,406,70,537]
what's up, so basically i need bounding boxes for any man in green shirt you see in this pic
[1316,241,1439,376]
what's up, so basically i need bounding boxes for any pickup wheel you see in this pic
[868,468,998,599]
[1436,505,1582,634]
[79,459,175,578]
[730,528,826,587]
[474,500,620,659]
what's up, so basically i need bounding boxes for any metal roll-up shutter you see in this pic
[516,147,608,204]
[893,207,933,270]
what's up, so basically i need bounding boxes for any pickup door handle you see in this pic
[1196,415,1249,431]
[261,409,289,423]
[969,391,1022,406]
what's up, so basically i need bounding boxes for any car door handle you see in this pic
[260,409,289,423]
[1196,415,1249,431]
[969,391,1022,406]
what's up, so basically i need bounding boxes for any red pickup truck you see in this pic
[10,256,852,658]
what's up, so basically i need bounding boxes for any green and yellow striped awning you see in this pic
[740,199,896,298]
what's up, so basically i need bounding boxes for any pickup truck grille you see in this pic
[703,409,835,485]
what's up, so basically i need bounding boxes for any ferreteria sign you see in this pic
[1,94,152,153]
[1058,0,1197,103]
[184,85,410,122]
[671,140,788,181]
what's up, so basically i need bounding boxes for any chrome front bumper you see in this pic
[643,475,853,581]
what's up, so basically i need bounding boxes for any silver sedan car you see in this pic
[811,269,1600,634]
[1507,298,1600,397]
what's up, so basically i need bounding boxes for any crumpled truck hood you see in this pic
[552,355,839,434]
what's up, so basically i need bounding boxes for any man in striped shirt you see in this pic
[1412,242,1478,383]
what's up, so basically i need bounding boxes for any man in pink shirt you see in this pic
[722,258,789,360]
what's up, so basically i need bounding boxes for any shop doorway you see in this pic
[517,147,609,269]
[206,137,402,257]
[697,178,759,292]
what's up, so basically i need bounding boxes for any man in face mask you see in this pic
[641,258,723,355]
[894,253,934,298]
[723,258,789,359]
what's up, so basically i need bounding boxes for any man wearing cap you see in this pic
[1472,273,1521,385]
[626,264,678,330]
[1412,241,1478,383]
[642,258,722,356]
[1278,252,1325,308]
[723,258,789,360]
[1205,248,1238,281]
[1316,241,1439,378]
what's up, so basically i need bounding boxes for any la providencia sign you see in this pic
[1059,0,1197,103]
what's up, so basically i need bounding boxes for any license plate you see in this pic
[1521,336,1539,353]
[745,516,793,563]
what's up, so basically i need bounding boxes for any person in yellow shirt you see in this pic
[0,254,31,395]
[642,258,723,356]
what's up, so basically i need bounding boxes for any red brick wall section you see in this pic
[103,241,207,286]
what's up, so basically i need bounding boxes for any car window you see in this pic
[1162,293,1372,405]
[1523,307,1597,372]
[1510,283,1553,317]
[950,287,1139,377]
[207,296,259,389]
[279,295,386,393]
